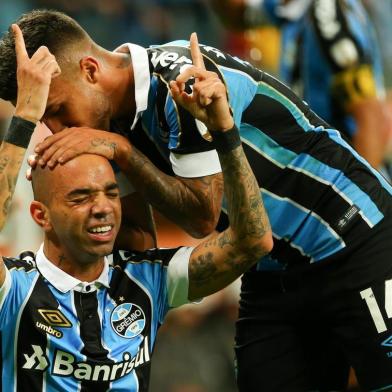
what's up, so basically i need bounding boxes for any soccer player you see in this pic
[1,10,392,391]
[0,22,272,390]
[211,0,392,173]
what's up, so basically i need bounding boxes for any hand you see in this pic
[33,127,132,169]
[12,24,61,124]
[169,33,234,132]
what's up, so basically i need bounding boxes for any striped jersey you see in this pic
[0,244,193,391]
[262,0,385,139]
[116,40,392,270]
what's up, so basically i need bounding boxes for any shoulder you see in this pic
[3,250,37,273]
[148,42,262,82]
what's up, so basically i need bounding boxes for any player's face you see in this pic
[42,75,112,133]
[48,155,121,263]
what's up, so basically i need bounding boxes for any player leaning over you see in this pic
[0,25,272,391]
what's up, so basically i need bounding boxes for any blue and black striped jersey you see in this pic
[121,40,392,269]
[0,245,193,391]
[263,0,385,139]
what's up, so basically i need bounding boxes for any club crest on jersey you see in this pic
[111,303,146,338]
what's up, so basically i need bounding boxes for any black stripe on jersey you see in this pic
[270,237,312,265]
[110,248,180,390]
[241,142,370,244]
[115,248,181,267]
[155,80,172,142]
[109,265,151,391]
[3,256,37,272]
[148,45,227,154]
[130,122,174,176]
[242,74,392,217]
[16,275,54,392]
[74,291,114,392]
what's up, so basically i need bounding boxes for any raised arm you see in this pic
[170,33,273,298]
[0,24,60,286]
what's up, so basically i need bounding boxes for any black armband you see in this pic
[210,125,241,154]
[3,116,36,148]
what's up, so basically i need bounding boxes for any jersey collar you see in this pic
[114,43,150,130]
[35,244,110,293]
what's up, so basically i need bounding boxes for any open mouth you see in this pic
[87,225,115,241]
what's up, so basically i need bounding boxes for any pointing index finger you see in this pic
[12,24,29,59]
[190,32,205,70]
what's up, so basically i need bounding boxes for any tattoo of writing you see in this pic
[91,138,117,156]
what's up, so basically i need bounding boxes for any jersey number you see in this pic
[360,279,392,333]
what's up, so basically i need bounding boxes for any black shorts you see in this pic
[235,215,392,392]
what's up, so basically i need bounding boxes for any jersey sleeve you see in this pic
[146,45,222,178]
[165,246,194,307]
[0,258,38,329]
[122,246,195,325]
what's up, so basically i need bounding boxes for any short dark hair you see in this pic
[0,9,88,102]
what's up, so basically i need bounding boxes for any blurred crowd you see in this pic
[1,1,392,391]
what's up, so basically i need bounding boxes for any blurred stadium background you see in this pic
[1,1,392,391]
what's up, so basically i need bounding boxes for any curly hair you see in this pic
[0,9,88,102]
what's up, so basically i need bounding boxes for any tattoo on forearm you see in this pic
[220,147,270,240]
[189,146,270,292]
[124,147,222,235]
[0,146,26,229]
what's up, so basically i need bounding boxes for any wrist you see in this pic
[14,109,40,124]
[210,124,241,154]
[219,118,235,132]
[3,116,36,149]
[113,136,132,167]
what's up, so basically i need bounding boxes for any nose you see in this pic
[91,193,113,219]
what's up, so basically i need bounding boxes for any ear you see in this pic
[30,201,52,232]
[79,56,100,84]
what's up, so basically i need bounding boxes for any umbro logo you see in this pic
[38,309,72,327]
[382,335,392,348]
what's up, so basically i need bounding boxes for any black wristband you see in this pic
[3,116,36,148]
[210,125,241,154]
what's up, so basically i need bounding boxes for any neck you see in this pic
[108,51,136,123]
[43,240,105,282]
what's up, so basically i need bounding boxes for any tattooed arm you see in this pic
[117,147,223,238]
[167,33,272,298]
[0,24,61,286]
[188,143,272,298]
[0,143,27,286]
